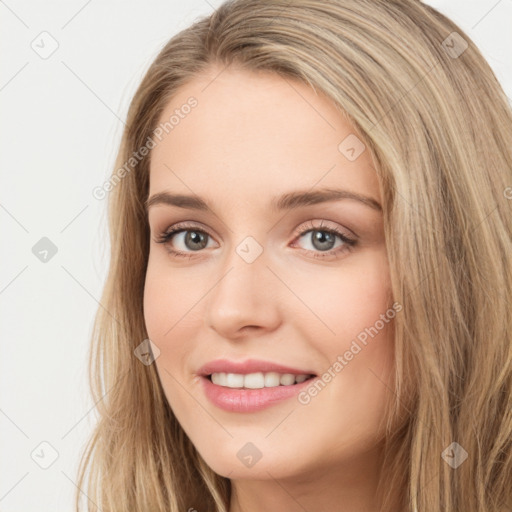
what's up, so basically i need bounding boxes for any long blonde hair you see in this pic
[76,1,512,510]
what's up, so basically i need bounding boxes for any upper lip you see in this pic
[197,358,316,376]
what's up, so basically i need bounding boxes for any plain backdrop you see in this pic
[0,1,511,510]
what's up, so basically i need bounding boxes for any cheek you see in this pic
[143,256,208,392]
[143,270,168,342]
[143,263,197,414]
[143,256,197,341]
[144,247,393,353]
[288,249,393,341]
[288,248,395,404]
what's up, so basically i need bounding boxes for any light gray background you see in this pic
[1,1,511,510]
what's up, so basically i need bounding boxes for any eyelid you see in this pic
[290,219,356,241]
[157,220,217,240]
[155,219,354,240]
[154,218,357,259]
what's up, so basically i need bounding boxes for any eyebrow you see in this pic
[145,187,382,213]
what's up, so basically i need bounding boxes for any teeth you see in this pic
[264,372,280,387]
[226,373,244,388]
[210,372,312,389]
[280,373,295,386]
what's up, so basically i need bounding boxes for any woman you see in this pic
[76,0,512,510]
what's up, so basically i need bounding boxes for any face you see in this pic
[143,65,396,483]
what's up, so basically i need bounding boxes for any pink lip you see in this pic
[196,358,317,413]
[200,374,316,412]
[197,358,316,377]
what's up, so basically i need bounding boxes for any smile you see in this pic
[209,371,314,389]
[201,373,317,413]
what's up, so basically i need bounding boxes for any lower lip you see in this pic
[200,375,316,412]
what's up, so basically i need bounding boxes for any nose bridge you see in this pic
[205,236,280,335]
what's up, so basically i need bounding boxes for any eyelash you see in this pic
[153,220,357,260]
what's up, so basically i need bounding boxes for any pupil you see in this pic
[312,230,335,251]
[186,231,207,250]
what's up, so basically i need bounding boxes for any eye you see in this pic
[153,219,357,260]
[290,220,357,260]
[154,221,216,259]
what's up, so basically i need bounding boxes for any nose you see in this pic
[205,245,282,339]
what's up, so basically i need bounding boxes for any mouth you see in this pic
[200,371,318,412]
[196,359,318,411]
[205,371,317,389]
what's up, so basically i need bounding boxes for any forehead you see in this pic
[148,66,380,207]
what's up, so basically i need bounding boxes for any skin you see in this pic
[144,64,397,512]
